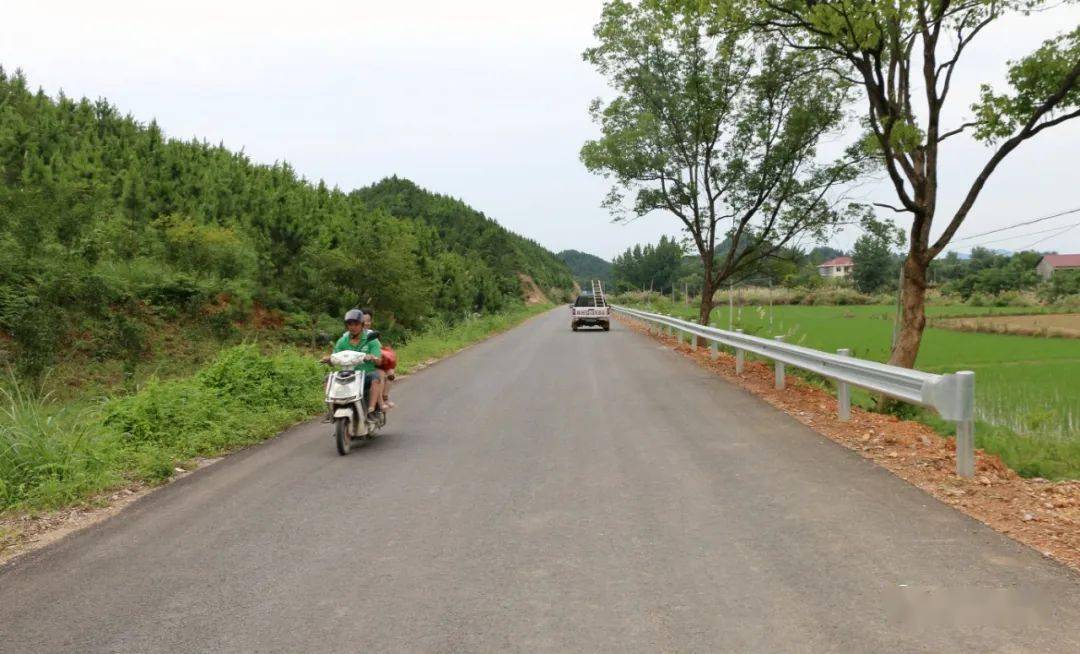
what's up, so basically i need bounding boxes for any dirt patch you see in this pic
[934,313,1080,338]
[518,273,549,305]
[248,302,286,330]
[1,486,153,564]
[618,314,1080,573]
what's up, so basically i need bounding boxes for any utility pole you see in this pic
[768,279,774,327]
[728,283,734,331]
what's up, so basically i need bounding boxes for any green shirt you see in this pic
[333,330,381,373]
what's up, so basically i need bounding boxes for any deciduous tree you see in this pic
[743,0,1080,366]
[582,0,861,328]
[851,213,903,293]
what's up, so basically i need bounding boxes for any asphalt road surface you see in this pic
[3,308,1080,652]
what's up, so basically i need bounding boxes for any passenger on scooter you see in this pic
[321,308,383,422]
[360,308,395,411]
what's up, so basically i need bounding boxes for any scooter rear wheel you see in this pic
[334,418,352,456]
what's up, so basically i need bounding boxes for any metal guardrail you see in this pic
[613,305,976,477]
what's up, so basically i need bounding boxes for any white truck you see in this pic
[570,280,610,332]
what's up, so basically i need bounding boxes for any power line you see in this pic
[1018,221,1080,250]
[949,207,1080,244]
[962,220,1080,248]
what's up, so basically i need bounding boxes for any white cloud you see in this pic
[2,1,1078,259]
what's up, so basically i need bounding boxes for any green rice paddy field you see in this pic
[630,300,1080,479]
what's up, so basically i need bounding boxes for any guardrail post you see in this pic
[710,340,718,360]
[955,371,976,478]
[836,348,851,421]
[735,329,744,375]
[774,335,785,389]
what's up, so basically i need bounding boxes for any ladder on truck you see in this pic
[590,280,607,307]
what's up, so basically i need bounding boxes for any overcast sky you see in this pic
[2,1,1079,260]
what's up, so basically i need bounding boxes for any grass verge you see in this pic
[0,302,551,517]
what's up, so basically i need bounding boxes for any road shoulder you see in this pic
[616,314,1080,575]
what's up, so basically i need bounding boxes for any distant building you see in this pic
[1037,254,1080,281]
[818,256,854,279]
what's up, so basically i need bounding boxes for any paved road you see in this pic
[3,309,1079,652]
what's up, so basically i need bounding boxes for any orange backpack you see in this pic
[379,346,397,371]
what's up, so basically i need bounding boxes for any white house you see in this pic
[1037,254,1080,281]
[817,256,854,279]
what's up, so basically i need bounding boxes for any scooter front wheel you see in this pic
[334,418,352,456]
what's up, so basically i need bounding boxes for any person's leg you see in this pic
[367,374,383,415]
[383,370,395,408]
[373,369,386,410]
[361,374,374,418]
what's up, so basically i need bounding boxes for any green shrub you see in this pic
[798,287,875,306]
[1037,270,1080,303]
[154,215,256,281]
[991,290,1036,308]
[105,345,323,463]
[198,344,319,407]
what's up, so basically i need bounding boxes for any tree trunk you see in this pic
[696,276,715,347]
[888,254,928,368]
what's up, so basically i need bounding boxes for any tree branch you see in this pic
[936,122,976,142]
[928,58,1080,257]
[874,202,913,214]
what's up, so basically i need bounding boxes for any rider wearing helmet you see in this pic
[322,308,384,423]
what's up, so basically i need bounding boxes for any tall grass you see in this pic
[0,378,120,510]
[103,345,325,482]
[1,346,324,513]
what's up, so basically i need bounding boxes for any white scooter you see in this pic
[324,348,386,455]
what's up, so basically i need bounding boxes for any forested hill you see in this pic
[557,250,612,287]
[0,67,571,379]
[352,177,571,292]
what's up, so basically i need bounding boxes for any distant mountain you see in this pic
[557,250,612,288]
